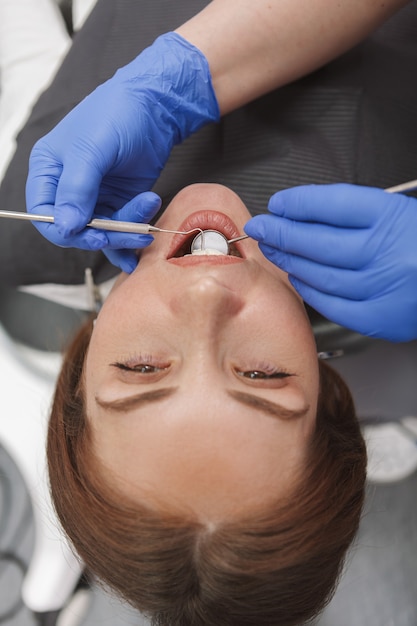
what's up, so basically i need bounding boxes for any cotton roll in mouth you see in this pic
[191,230,229,256]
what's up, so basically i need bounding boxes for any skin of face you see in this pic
[86,183,319,525]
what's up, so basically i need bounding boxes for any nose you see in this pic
[170,276,244,335]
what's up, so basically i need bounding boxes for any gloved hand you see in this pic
[244,183,417,342]
[26,31,219,249]
[28,190,162,274]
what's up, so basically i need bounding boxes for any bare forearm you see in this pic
[176,0,410,114]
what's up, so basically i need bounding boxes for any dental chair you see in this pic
[0,286,90,625]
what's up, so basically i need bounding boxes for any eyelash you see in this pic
[235,363,293,380]
[112,354,170,374]
[112,356,292,380]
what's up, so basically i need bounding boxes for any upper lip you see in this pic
[167,210,245,259]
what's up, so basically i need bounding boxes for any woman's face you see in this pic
[86,184,319,524]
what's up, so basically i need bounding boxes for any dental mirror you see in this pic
[191,230,229,255]
[191,230,249,255]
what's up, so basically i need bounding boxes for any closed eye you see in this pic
[113,363,166,374]
[236,370,293,380]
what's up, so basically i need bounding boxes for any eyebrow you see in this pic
[227,390,310,421]
[95,387,309,420]
[95,387,177,412]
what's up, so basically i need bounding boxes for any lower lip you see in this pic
[168,255,244,267]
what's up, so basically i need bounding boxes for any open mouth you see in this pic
[170,232,243,258]
[167,211,246,260]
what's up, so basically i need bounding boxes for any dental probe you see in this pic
[0,210,203,237]
[385,179,417,193]
[228,234,250,244]
[191,229,250,255]
[0,208,249,251]
[2,176,417,236]
[189,178,417,253]
[190,178,417,251]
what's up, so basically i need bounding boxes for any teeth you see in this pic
[191,248,226,256]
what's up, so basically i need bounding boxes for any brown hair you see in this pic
[47,317,366,626]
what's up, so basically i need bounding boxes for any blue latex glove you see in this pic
[98,191,162,274]
[245,183,417,342]
[27,191,162,274]
[26,32,219,251]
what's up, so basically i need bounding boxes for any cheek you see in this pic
[245,293,319,401]
[245,291,313,347]
[266,290,308,323]
[94,281,162,338]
